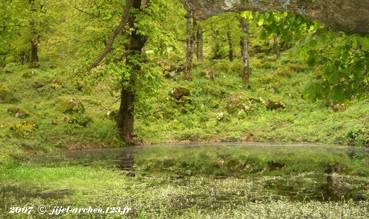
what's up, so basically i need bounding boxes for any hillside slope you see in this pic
[1,51,369,163]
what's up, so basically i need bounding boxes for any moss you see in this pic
[0,85,18,103]
[55,96,85,114]
[7,106,31,118]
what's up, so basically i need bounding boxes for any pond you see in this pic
[1,143,368,218]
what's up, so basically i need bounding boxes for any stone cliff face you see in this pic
[183,0,369,33]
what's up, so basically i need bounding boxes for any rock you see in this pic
[0,85,18,103]
[163,63,185,79]
[7,107,30,118]
[185,0,369,33]
[170,87,190,100]
[67,114,92,127]
[266,100,285,110]
[22,71,36,78]
[32,81,46,89]
[56,97,85,114]
[225,93,251,114]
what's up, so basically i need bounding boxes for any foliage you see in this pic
[252,12,318,47]
[304,32,369,102]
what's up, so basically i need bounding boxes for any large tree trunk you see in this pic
[184,0,369,34]
[184,12,195,80]
[118,87,135,144]
[240,17,250,83]
[117,0,147,144]
[227,30,233,61]
[196,25,203,64]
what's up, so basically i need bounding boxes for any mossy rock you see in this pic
[22,71,37,79]
[66,114,92,127]
[170,87,190,100]
[266,100,286,110]
[7,106,30,118]
[0,85,18,103]
[225,93,251,114]
[56,97,85,114]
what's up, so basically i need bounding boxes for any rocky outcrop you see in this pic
[183,0,369,33]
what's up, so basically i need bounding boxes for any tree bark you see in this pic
[240,17,250,83]
[273,34,280,60]
[89,0,133,70]
[196,25,203,64]
[30,39,39,66]
[227,30,233,61]
[29,0,39,68]
[117,0,147,144]
[184,0,369,34]
[212,30,221,60]
[184,12,195,80]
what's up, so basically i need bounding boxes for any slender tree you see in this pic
[240,16,250,83]
[196,23,203,64]
[184,11,195,80]
[227,30,233,61]
[273,33,280,60]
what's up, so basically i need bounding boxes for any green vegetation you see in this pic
[1,0,369,218]
[1,145,368,218]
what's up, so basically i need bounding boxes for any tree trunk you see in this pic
[184,12,195,80]
[30,39,39,66]
[273,34,280,60]
[117,0,147,144]
[29,0,39,68]
[240,17,250,83]
[118,87,135,144]
[227,30,233,61]
[196,25,203,64]
[212,30,221,60]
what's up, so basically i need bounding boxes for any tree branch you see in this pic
[88,0,133,71]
